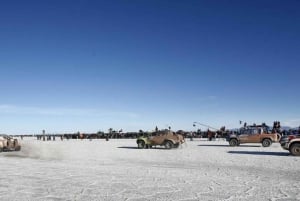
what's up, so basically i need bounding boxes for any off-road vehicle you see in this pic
[136,130,185,149]
[280,134,300,156]
[0,135,21,152]
[227,125,280,147]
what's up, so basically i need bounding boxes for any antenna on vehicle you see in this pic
[193,122,219,131]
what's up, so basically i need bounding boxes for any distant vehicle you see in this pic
[136,130,185,149]
[227,125,280,147]
[0,135,21,152]
[280,134,300,156]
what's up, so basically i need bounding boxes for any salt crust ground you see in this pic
[0,138,299,201]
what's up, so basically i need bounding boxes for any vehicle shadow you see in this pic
[117,146,139,149]
[228,151,290,156]
[198,144,261,147]
[117,146,166,150]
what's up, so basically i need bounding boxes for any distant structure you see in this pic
[42,129,45,141]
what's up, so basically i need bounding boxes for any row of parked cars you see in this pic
[136,126,300,156]
[1,127,299,156]
[226,125,300,156]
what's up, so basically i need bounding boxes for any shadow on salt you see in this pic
[228,151,290,156]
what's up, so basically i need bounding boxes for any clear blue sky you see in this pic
[0,0,299,134]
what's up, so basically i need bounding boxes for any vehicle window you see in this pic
[241,129,259,135]
[240,129,246,134]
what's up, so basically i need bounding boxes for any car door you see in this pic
[239,128,260,143]
[247,128,261,143]
[238,129,250,143]
[149,134,165,145]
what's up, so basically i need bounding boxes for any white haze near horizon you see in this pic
[0,104,299,135]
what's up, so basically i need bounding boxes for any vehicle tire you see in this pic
[173,143,179,148]
[289,143,300,156]
[229,139,238,146]
[262,139,272,147]
[137,141,146,149]
[164,141,173,149]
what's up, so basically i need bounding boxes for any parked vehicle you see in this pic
[0,135,21,152]
[280,134,300,156]
[227,125,280,147]
[136,130,185,149]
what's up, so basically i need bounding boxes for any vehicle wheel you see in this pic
[164,141,173,149]
[229,139,238,146]
[137,141,145,149]
[289,143,300,156]
[173,143,179,148]
[262,139,272,147]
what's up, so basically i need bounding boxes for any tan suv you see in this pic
[136,130,185,149]
[227,126,280,147]
[0,135,21,152]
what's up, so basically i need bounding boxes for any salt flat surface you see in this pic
[0,138,299,201]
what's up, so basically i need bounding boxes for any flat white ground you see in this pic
[0,138,299,201]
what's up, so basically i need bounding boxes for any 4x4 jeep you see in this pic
[0,135,21,152]
[280,134,300,156]
[227,126,280,147]
[136,130,185,149]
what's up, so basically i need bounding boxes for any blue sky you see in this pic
[0,0,299,134]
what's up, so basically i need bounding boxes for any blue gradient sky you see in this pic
[0,0,299,134]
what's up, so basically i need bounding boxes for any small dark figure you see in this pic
[208,129,213,141]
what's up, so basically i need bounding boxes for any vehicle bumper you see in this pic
[280,142,289,150]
